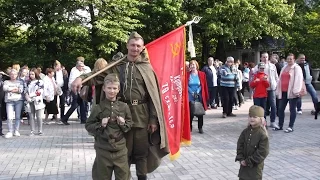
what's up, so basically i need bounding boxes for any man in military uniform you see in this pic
[73,32,169,180]
[85,74,133,180]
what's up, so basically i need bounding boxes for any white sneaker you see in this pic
[4,132,13,138]
[13,131,20,137]
[297,111,302,115]
[29,131,35,136]
[270,122,280,129]
[233,106,238,110]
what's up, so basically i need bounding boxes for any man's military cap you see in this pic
[128,31,143,41]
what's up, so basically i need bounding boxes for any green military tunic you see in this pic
[119,61,158,176]
[122,62,158,128]
[85,99,133,180]
[236,126,269,180]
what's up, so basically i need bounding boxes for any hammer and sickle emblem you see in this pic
[170,43,181,58]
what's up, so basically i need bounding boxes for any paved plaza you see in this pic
[1,95,320,180]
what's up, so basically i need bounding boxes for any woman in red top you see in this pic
[250,62,270,113]
[187,60,209,134]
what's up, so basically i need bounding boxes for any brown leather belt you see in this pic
[123,99,148,106]
[109,134,124,142]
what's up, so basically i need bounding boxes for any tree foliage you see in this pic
[286,0,320,67]
[0,0,319,70]
[137,0,187,43]
[183,0,295,61]
[0,0,145,70]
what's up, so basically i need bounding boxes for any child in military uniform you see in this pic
[85,73,133,180]
[235,105,269,180]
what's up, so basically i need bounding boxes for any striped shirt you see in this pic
[220,65,239,88]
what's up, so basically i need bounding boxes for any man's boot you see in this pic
[137,175,147,180]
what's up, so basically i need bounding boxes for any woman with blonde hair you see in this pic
[53,60,68,122]
[12,64,20,72]
[3,69,24,138]
[93,58,108,72]
[88,58,108,106]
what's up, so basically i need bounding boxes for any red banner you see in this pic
[146,25,191,160]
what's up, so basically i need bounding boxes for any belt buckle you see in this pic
[132,100,138,105]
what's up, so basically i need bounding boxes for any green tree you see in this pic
[183,0,294,62]
[82,0,144,57]
[137,0,187,43]
[286,0,320,67]
[0,0,145,69]
[0,0,91,69]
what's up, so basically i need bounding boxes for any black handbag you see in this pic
[190,101,205,116]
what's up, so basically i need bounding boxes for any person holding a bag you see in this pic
[53,60,69,120]
[25,68,45,136]
[274,53,304,133]
[187,60,209,134]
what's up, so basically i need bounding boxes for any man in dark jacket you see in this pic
[296,54,318,114]
[201,57,218,109]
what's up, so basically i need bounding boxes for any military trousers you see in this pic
[126,127,149,176]
[92,147,129,180]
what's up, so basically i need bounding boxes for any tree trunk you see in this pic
[215,36,226,62]
[89,4,100,58]
[201,34,209,63]
[116,40,122,53]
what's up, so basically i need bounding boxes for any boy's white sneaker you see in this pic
[13,131,20,137]
[270,122,280,129]
[297,111,302,115]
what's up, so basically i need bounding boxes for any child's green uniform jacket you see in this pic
[236,126,269,180]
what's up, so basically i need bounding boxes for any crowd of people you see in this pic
[0,30,317,179]
[0,57,98,138]
[188,52,317,134]
[186,53,315,179]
